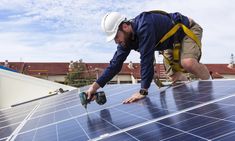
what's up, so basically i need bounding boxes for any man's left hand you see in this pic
[123,92,146,104]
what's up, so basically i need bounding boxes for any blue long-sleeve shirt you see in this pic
[96,12,190,89]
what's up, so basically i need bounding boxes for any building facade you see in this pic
[1,62,235,85]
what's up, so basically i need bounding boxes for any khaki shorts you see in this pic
[163,21,203,76]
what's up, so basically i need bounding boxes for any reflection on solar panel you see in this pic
[1,80,235,141]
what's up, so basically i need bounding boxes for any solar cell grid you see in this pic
[0,104,36,120]
[98,97,235,141]
[0,114,25,128]
[90,82,235,140]
[1,80,235,141]
[0,103,38,141]
[0,123,20,139]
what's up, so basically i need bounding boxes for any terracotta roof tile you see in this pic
[1,62,234,79]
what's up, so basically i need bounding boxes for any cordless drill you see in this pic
[79,91,107,109]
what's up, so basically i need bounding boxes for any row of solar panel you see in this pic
[15,95,235,140]
[1,80,235,141]
[0,84,138,140]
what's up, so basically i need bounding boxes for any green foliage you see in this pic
[65,61,95,87]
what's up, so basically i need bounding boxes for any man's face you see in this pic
[114,24,133,48]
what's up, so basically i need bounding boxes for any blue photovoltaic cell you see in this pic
[1,80,235,141]
[0,103,37,140]
[26,125,57,141]
[104,95,235,141]
[161,133,207,141]
[101,133,137,141]
[189,120,235,140]
[126,123,183,140]
[0,123,20,139]
[213,132,235,141]
[159,113,218,131]
[56,119,89,141]
[15,130,36,141]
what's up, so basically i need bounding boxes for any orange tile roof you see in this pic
[1,62,69,75]
[206,64,235,75]
[1,62,234,79]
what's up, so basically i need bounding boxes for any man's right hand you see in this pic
[86,82,100,100]
[123,92,146,104]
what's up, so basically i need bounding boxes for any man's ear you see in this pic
[122,23,130,31]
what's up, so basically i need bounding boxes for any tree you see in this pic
[65,60,94,87]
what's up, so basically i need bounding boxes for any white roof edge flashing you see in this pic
[0,69,77,109]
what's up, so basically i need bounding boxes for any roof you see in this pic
[1,62,234,78]
[0,62,69,75]
[206,64,235,75]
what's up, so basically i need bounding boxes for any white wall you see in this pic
[118,75,132,81]
[0,69,77,109]
[48,75,66,82]
[111,75,132,81]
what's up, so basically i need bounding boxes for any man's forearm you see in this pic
[91,82,100,91]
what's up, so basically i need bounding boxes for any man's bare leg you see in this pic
[169,71,188,83]
[181,58,210,80]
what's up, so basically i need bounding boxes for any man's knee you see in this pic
[181,58,198,71]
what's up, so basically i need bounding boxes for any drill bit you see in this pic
[84,104,88,113]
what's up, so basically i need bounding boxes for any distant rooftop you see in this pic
[1,62,235,79]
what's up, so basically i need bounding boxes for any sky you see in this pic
[0,0,234,64]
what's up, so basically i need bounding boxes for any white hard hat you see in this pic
[101,12,126,42]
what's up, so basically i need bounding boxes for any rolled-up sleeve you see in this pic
[96,45,130,87]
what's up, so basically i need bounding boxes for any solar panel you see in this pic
[0,103,38,141]
[1,80,235,141]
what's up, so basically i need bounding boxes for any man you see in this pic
[86,11,211,104]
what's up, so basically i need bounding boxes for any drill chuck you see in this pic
[79,91,107,109]
[95,91,107,105]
